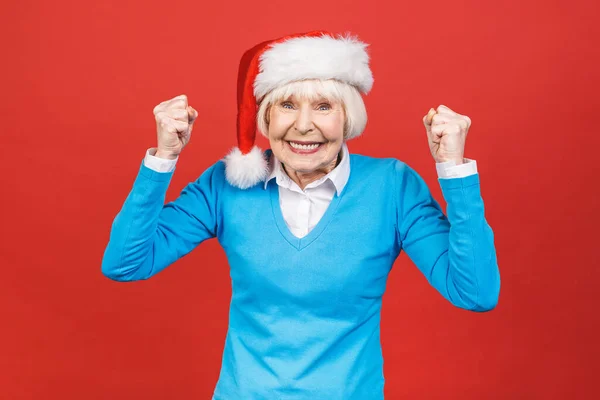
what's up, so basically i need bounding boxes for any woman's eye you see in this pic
[282,102,294,109]
[318,103,331,111]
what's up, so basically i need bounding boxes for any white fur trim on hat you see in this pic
[254,33,373,99]
[223,146,269,189]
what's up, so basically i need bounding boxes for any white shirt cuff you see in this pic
[143,147,178,173]
[436,158,478,179]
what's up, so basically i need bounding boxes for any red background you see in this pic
[2,0,598,398]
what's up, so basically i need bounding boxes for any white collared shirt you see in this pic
[142,145,477,238]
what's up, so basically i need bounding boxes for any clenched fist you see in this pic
[152,94,198,159]
[423,105,471,164]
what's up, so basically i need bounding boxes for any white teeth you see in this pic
[289,142,320,150]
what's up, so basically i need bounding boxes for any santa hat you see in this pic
[223,30,374,189]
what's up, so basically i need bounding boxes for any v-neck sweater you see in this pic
[101,151,500,399]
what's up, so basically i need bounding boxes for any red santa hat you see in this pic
[223,30,374,189]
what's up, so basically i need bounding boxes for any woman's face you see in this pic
[267,94,345,174]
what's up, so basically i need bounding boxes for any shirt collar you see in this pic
[263,142,351,196]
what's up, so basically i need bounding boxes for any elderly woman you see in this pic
[102,31,500,399]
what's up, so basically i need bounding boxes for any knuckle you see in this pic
[154,99,170,113]
[168,110,184,120]
[170,99,185,109]
[177,94,188,104]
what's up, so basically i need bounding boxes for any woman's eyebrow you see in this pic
[279,95,333,103]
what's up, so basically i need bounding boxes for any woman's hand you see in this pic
[423,105,471,164]
[152,94,198,159]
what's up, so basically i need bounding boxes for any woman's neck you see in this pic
[282,150,342,190]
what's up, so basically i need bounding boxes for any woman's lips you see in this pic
[286,141,324,154]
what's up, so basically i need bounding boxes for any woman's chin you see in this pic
[285,159,320,173]
[282,149,321,166]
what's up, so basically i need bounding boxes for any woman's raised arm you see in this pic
[101,159,224,281]
[101,94,223,281]
[395,161,501,312]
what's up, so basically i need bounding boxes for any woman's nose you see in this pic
[294,126,314,134]
[294,107,315,134]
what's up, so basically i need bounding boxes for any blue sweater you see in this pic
[102,151,500,399]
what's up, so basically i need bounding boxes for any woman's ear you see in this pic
[342,103,349,139]
[265,104,271,125]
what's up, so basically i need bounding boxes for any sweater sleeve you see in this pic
[395,161,500,312]
[101,159,224,282]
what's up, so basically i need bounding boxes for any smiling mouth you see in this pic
[287,140,323,150]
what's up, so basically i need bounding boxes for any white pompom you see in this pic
[223,146,269,189]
